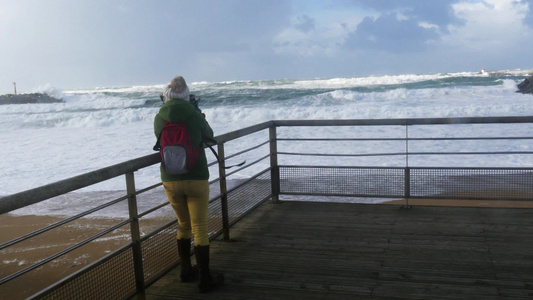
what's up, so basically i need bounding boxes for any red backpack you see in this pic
[153,121,200,175]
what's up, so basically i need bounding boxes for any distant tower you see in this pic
[13,82,17,95]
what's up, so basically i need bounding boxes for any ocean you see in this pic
[1,71,532,211]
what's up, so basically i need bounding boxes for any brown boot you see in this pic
[177,239,198,282]
[194,245,224,293]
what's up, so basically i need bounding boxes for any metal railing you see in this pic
[275,117,533,204]
[0,116,532,299]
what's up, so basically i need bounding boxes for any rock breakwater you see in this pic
[0,93,62,105]
[517,76,533,95]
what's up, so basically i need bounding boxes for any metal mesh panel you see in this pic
[39,247,136,300]
[141,224,179,283]
[227,171,272,223]
[280,166,405,197]
[410,168,533,199]
[279,166,533,200]
[208,199,223,238]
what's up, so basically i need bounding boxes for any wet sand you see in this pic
[0,214,174,300]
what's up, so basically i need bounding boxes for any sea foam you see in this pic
[1,72,532,202]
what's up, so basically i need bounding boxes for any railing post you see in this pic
[125,172,146,298]
[217,143,231,241]
[403,123,411,208]
[404,168,411,208]
[269,125,280,203]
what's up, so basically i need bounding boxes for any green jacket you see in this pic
[154,99,214,181]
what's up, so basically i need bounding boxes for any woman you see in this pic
[154,76,223,293]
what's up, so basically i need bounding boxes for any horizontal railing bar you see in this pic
[132,182,167,218]
[138,201,169,219]
[278,151,533,157]
[209,177,221,185]
[278,138,404,141]
[0,218,132,285]
[279,152,407,157]
[408,195,533,201]
[280,192,533,201]
[280,165,533,171]
[214,121,273,143]
[407,151,533,156]
[141,219,178,242]
[209,142,269,181]
[280,165,406,169]
[278,136,533,141]
[207,140,268,168]
[132,182,162,198]
[223,153,270,179]
[0,153,161,215]
[224,140,269,161]
[273,116,533,127]
[412,137,533,140]
[0,194,130,250]
[280,192,405,198]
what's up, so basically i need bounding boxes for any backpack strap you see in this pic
[153,133,162,151]
[203,136,223,165]
[203,136,246,169]
[153,120,171,151]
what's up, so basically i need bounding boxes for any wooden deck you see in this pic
[145,201,533,300]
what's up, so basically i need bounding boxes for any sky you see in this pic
[1,0,533,94]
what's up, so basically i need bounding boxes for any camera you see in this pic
[189,94,201,112]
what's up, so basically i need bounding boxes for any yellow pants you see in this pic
[163,180,210,246]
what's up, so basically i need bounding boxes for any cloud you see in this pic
[338,0,463,54]
[444,0,531,51]
[273,1,455,56]
[348,0,460,30]
[344,13,440,53]
[169,0,292,53]
[522,0,533,27]
[2,0,533,93]
[272,14,350,57]
[271,7,366,57]
[294,14,316,33]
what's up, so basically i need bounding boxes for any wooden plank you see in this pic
[145,201,533,299]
